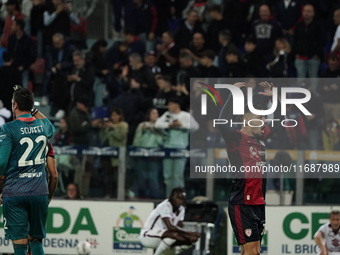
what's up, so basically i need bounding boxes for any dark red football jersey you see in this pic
[218,92,283,205]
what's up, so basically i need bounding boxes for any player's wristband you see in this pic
[31,107,39,116]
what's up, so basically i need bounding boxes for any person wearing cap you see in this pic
[155,98,199,197]
[144,50,161,74]
[2,0,25,48]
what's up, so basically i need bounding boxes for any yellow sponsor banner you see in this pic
[214,149,298,160]
[305,150,340,161]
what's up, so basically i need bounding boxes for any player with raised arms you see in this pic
[218,82,284,255]
[0,85,56,255]
[314,210,340,255]
[140,187,200,255]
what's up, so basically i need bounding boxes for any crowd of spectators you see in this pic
[1,0,340,199]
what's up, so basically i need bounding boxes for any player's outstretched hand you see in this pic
[258,81,274,97]
[233,82,246,89]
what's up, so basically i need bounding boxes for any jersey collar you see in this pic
[17,114,35,122]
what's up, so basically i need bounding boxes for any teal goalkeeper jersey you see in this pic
[0,114,55,197]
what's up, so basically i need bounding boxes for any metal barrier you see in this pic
[54,146,340,203]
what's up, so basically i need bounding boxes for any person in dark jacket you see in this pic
[182,32,208,63]
[274,0,302,41]
[121,52,157,98]
[123,28,146,65]
[156,31,180,76]
[7,19,36,88]
[68,50,96,107]
[0,51,22,110]
[176,52,201,93]
[251,4,283,67]
[321,53,340,78]
[225,47,246,78]
[218,29,235,77]
[198,50,220,78]
[131,0,158,51]
[207,5,229,51]
[87,39,109,79]
[266,38,290,78]
[69,96,94,198]
[175,10,204,49]
[30,0,47,57]
[243,36,262,77]
[153,75,178,116]
[110,81,143,125]
[2,0,25,48]
[41,0,79,104]
[43,0,79,46]
[51,33,76,76]
[294,4,325,92]
[222,0,251,46]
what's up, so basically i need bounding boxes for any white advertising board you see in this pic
[0,200,154,254]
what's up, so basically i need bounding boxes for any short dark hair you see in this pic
[330,210,340,218]
[245,36,257,45]
[2,51,12,63]
[161,75,172,85]
[170,187,186,199]
[219,29,232,42]
[124,28,136,36]
[243,104,263,119]
[91,39,108,53]
[226,47,239,56]
[168,97,182,106]
[14,19,25,31]
[13,85,34,112]
[110,107,124,122]
[164,31,174,39]
[179,52,192,60]
[6,0,20,11]
[201,50,216,60]
[209,4,222,13]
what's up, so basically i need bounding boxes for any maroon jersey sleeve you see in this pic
[47,140,55,158]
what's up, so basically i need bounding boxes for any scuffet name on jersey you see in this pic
[20,125,44,135]
[19,172,43,178]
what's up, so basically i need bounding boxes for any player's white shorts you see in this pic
[140,229,167,249]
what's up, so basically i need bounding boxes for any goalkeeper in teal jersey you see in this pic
[0,86,57,255]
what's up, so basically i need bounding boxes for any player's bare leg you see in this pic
[240,245,245,255]
[243,241,261,255]
[28,235,44,255]
[154,230,196,255]
[12,238,28,255]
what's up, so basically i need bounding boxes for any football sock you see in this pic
[29,239,44,255]
[13,244,27,255]
[154,238,176,255]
